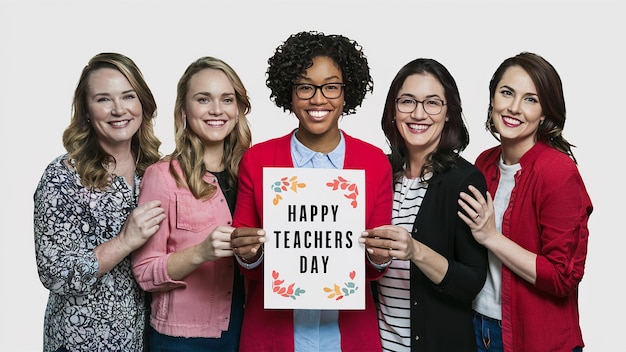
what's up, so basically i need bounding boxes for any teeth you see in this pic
[111,120,129,126]
[309,111,328,118]
[502,116,521,126]
[408,123,428,131]
[206,120,226,126]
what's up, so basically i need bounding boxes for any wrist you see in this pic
[236,248,264,269]
[367,252,393,268]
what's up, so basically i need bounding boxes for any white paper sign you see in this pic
[263,167,366,310]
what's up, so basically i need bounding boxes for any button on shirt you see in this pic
[291,130,344,352]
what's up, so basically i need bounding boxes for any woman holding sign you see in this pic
[361,58,488,351]
[230,31,393,352]
[131,56,252,351]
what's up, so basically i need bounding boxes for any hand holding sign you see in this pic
[231,227,266,262]
[360,225,413,262]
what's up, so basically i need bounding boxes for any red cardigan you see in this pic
[476,142,592,352]
[233,130,392,352]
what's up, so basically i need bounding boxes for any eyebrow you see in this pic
[499,85,538,96]
[192,92,236,98]
[92,89,136,97]
[398,93,443,99]
[298,75,342,83]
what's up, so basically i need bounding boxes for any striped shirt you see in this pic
[377,176,428,351]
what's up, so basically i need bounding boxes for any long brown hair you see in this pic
[486,52,577,163]
[62,52,161,189]
[381,58,469,182]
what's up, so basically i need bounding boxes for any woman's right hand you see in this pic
[231,227,266,262]
[458,185,497,246]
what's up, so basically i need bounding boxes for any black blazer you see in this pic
[376,156,488,352]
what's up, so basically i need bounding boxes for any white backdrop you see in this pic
[1,1,622,351]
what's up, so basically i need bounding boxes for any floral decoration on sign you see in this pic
[323,271,359,300]
[272,270,306,300]
[326,176,359,208]
[270,176,306,205]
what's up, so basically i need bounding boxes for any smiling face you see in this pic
[491,65,545,155]
[291,55,344,152]
[183,68,238,148]
[86,67,143,153]
[395,73,448,158]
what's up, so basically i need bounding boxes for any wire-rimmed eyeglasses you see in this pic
[395,97,446,115]
[293,83,345,100]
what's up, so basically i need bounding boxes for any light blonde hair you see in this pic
[169,56,252,199]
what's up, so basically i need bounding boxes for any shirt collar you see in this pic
[290,129,345,169]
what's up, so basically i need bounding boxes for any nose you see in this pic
[508,98,522,114]
[309,87,327,104]
[410,102,427,119]
[111,99,126,116]
[209,101,224,115]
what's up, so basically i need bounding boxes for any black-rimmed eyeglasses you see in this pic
[293,83,345,100]
[395,97,446,115]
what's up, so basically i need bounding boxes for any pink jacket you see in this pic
[233,130,393,352]
[476,142,592,352]
[131,160,237,338]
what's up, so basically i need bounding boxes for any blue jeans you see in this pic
[473,310,503,352]
[472,310,583,352]
[149,325,240,352]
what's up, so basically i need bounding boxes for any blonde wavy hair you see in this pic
[169,56,252,199]
[62,52,161,190]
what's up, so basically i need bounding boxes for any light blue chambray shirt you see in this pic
[291,129,344,352]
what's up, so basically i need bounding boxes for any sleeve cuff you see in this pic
[367,253,393,270]
[236,251,264,270]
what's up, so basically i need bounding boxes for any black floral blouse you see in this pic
[34,154,147,352]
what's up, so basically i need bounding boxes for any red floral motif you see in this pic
[326,176,359,208]
[271,270,305,300]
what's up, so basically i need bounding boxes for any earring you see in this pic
[183,115,187,129]
[87,118,91,123]
[540,119,545,125]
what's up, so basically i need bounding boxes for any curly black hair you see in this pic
[266,31,373,116]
